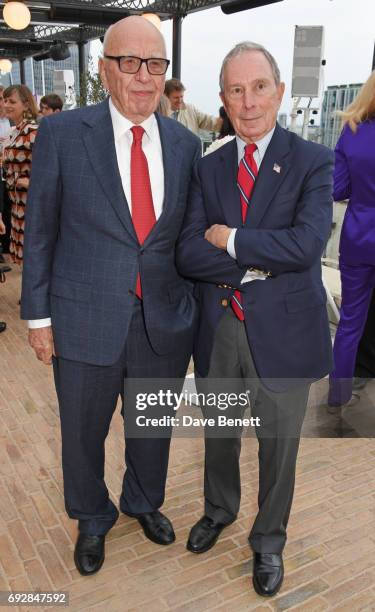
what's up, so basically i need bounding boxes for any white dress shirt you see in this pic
[28,98,164,329]
[227,126,275,283]
[109,98,164,218]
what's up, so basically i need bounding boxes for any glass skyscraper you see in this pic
[321,83,363,149]
[0,43,88,105]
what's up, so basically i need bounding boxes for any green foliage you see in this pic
[78,56,107,107]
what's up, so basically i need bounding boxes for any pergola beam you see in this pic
[0,0,283,67]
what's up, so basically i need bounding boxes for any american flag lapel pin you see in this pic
[273,163,281,174]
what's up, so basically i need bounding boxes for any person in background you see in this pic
[39,93,63,116]
[328,71,375,408]
[0,85,11,139]
[165,78,222,135]
[156,93,171,117]
[0,84,12,261]
[353,291,375,390]
[218,105,235,138]
[0,171,8,332]
[3,85,38,266]
[204,106,236,155]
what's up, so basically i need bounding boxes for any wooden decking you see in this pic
[1,265,375,611]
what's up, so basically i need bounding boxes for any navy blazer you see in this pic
[21,99,201,365]
[177,124,334,391]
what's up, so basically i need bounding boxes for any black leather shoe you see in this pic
[253,553,284,597]
[0,322,6,333]
[74,534,105,576]
[187,515,233,554]
[134,511,175,545]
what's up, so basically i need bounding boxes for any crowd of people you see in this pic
[0,88,63,331]
[0,14,374,601]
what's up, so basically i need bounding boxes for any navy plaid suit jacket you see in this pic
[21,99,201,365]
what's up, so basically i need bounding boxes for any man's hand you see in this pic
[205,224,232,250]
[28,326,55,365]
[0,213,5,235]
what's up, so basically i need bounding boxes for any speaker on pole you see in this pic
[292,26,324,98]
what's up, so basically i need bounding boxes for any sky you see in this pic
[91,0,375,120]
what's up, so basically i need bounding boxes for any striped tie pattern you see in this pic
[231,143,258,321]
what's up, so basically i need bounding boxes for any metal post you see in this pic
[302,107,310,141]
[19,58,26,84]
[78,40,86,103]
[289,97,300,133]
[30,57,35,94]
[41,60,45,95]
[172,16,182,79]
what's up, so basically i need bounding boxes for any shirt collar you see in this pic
[109,97,157,142]
[236,125,276,163]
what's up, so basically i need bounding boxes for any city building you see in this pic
[0,43,88,106]
[321,83,363,149]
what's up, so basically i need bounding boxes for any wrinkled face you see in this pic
[221,50,284,143]
[167,90,184,111]
[99,20,167,124]
[4,90,28,125]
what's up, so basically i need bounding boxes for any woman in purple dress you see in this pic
[328,72,375,407]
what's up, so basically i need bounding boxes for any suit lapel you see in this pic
[216,138,243,228]
[82,99,138,243]
[246,123,291,229]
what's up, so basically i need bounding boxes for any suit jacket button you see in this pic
[221,298,229,307]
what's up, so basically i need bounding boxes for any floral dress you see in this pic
[3,119,38,264]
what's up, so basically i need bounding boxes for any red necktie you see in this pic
[231,143,258,320]
[130,126,156,298]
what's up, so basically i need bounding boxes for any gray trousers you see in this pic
[196,307,309,554]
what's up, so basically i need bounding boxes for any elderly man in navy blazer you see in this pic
[21,16,200,575]
[177,42,333,597]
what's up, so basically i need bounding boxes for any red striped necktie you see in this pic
[231,143,258,321]
[130,125,156,299]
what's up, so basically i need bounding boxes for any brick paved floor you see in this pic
[1,266,375,611]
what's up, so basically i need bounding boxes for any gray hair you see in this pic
[219,41,281,92]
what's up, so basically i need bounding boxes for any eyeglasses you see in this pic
[104,55,170,75]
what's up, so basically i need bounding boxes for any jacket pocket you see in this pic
[49,276,92,303]
[168,281,189,304]
[285,288,325,313]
